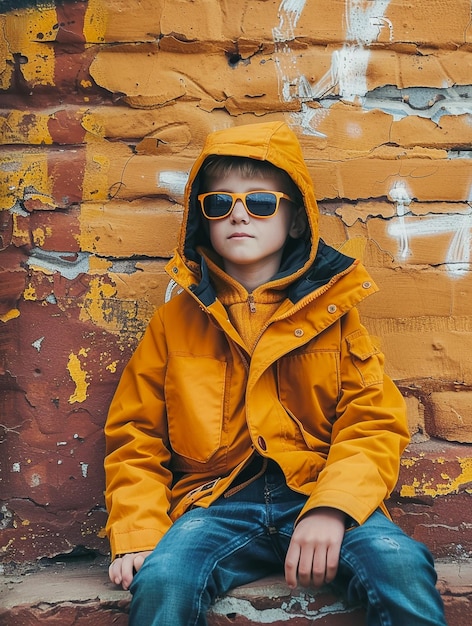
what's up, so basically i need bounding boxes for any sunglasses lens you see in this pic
[245,193,278,216]
[202,193,233,218]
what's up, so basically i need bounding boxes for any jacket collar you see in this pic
[190,240,356,308]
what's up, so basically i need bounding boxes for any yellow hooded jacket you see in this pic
[104,121,409,559]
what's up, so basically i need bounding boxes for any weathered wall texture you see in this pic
[1,0,471,563]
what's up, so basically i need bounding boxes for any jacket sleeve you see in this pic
[104,307,173,559]
[299,308,410,525]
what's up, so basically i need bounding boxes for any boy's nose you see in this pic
[230,199,250,222]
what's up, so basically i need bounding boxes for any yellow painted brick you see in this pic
[79,200,182,258]
[430,391,472,443]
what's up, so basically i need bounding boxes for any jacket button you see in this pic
[362,281,372,289]
[172,266,178,274]
[294,328,304,337]
[257,436,267,451]
[327,304,337,313]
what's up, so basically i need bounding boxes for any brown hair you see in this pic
[200,156,302,203]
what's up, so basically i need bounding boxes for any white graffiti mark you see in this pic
[388,181,413,259]
[158,171,188,198]
[388,182,472,277]
[272,0,305,43]
[273,0,392,135]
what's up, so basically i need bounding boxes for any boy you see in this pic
[104,121,446,625]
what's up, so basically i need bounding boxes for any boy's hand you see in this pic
[109,551,152,590]
[285,507,346,589]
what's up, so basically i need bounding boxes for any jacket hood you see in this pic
[168,121,355,305]
[180,121,318,270]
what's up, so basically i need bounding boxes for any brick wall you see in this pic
[1,0,471,563]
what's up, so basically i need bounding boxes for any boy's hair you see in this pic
[199,155,309,239]
[200,155,302,204]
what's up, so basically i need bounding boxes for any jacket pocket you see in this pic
[345,330,383,386]
[165,355,227,462]
[277,350,339,446]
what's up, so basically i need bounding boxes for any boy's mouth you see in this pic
[228,232,253,239]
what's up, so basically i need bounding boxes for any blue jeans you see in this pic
[129,463,446,626]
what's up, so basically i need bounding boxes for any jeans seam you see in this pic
[192,528,269,626]
[339,550,391,626]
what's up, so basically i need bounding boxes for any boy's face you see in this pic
[203,170,300,290]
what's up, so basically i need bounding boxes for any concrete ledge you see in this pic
[1,558,470,625]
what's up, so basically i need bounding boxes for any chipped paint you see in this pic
[83,0,108,43]
[211,592,357,622]
[2,153,52,212]
[27,249,90,280]
[78,276,117,330]
[2,7,57,87]
[32,226,52,247]
[400,457,472,498]
[23,284,37,301]
[106,360,118,373]
[80,462,89,478]
[31,336,45,352]
[67,349,90,404]
[0,309,20,323]
[0,110,53,145]
[82,147,110,202]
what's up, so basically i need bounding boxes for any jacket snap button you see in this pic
[294,328,304,337]
[327,304,337,313]
[172,266,178,274]
[257,436,267,451]
[362,281,372,289]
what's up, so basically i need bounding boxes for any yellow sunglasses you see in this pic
[198,191,294,220]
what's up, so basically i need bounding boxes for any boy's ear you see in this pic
[289,207,307,239]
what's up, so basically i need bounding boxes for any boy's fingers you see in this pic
[133,550,152,572]
[120,554,138,590]
[109,557,123,585]
[284,543,301,589]
[325,545,341,583]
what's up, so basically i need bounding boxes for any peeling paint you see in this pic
[83,0,108,44]
[32,226,52,247]
[0,309,20,323]
[80,462,89,478]
[106,360,118,373]
[82,146,110,202]
[2,7,57,87]
[27,248,90,280]
[78,276,117,330]
[400,457,472,498]
[67,349,90,404]
[211,593,356,622]
[31,336,45,352]
[23,284,37,301]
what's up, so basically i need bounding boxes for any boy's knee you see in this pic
[133,549,198,594]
